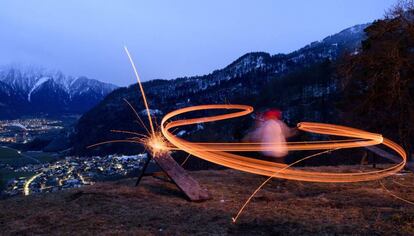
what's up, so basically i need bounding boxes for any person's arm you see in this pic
[280,122,298,138]
[288,127,299,137]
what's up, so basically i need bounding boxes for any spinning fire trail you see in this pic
[89,47,407,222]
[161,105,406,182]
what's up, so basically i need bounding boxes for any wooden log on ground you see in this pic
[365,146,414,173]
[152,153,211,202]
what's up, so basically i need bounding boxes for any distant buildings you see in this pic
[0,118,150,197]
[0,118,64,143]
[3,153,148,197]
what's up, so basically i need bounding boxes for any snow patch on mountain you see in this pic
[28,76,50,102]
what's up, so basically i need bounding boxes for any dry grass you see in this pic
[1,165,414,235]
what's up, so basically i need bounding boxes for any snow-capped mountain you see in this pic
[0,67,117,118]
[72,23,369,156]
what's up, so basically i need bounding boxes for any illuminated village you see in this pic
[3,154,148,197]
[0,118,64,143]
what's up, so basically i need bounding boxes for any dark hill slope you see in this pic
[0,167,413,235]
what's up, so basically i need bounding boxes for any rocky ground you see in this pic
[1,165,414,235]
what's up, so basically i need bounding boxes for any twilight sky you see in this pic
[0,0,395,86]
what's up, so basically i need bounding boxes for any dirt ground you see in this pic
[1,165,414,235]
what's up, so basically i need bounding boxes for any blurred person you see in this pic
[244,109,296,159]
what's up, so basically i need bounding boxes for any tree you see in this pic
[339,1,414,160]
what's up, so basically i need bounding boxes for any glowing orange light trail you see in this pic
[88,48,409,223]
[93,48,405,183]
[124,46,155,136]
[380,180,414,206]
[161,104,406,183]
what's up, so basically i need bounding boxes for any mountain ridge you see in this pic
[0,67,118,118]
[72,23,369,157]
